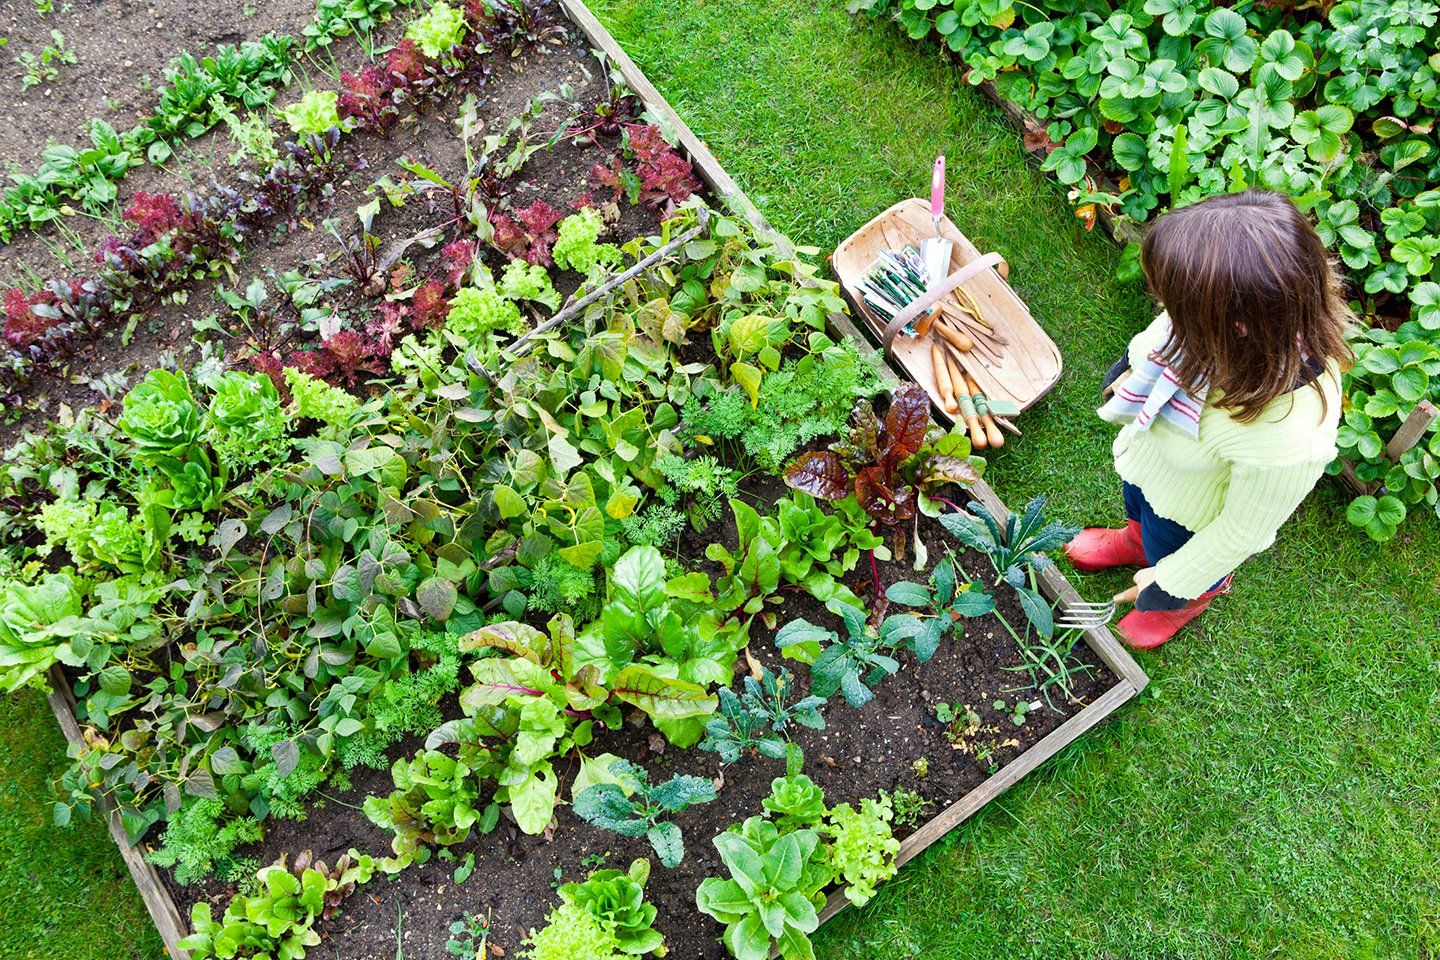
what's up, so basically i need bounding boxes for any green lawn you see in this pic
[3,1,1437,957]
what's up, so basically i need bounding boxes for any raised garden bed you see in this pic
[17,3,1148,959]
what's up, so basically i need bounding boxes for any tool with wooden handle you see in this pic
[954,372,987,449]
[932,342,957,414]
[1056,584,1140,630]
[964,372,1005,448]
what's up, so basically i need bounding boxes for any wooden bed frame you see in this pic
[42,4,1150,956]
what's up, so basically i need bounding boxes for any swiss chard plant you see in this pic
[784,383,982,560]
[572,758,718,868]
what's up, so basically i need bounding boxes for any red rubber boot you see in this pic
[1064,520,1147,572]
[1115,582,1229,650]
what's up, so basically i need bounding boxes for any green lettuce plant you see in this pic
[825,794,899,907]
[405,0,466,59]
[446,284,524,340]
[119,369,202,459]
[284,367,360,426]
[553,208,623,275]
[761,774,827,832]
[499,259,562,311]
[362,748,497,860]
[522,905,624,960]
[281,89,342,136]
[0,574,85,692]
[180,850,376,960]
[694,816,834,960]
[556,858,666,956]
[205,369,290,469]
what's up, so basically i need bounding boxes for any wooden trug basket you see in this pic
[833,197,1063,419]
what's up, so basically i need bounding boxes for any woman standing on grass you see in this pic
[1066,190,1352,649]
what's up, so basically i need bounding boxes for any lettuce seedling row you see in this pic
[33,2,1148,957]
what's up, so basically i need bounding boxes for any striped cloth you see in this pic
[1098,317,1206,439]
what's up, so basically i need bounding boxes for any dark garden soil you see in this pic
[169,483,1117,960]
[0,22,661,447]
[0,0,319,173]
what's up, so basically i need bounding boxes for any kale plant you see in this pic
[882,555,998,662]
[572,759,717,868]
[774,607,900,708]
[939,496,1077,639]
[699,667,826,766]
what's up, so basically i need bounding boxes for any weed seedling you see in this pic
[446,912,492,959]
[17,29,75,90]
[994,698,1039,727]
[1005,628,1094,710]
[882,787,933,828]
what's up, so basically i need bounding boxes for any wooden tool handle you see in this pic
[932,343,957,413]
[1113,585,1140,605]
[951,357,986,449]
[915,306,941,337]
[963,372,1005,448]
[933,318,973,353]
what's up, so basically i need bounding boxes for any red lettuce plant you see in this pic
[440,239,476,288]
[3,288,50,348]
[626,124,699,210]
[785,383,981,556]
[411,279,451,330]
[488,199,561,265]
[339,66,399,137]
[387,38,430,85]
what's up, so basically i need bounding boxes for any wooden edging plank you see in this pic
[813,678,1137,926]
[47,7,1148,959]
[45,667,192,958]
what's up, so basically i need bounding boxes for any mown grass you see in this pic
[2,1,1437,957]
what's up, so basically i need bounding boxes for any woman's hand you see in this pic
[1114,566,1158,606]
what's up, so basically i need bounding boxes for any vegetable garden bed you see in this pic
[11,2,1148,958]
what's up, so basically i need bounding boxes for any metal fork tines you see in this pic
[1056,599,1118,630]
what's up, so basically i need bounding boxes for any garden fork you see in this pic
[1055,585,1140,630]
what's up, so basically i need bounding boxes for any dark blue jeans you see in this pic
[1121,482,1226,610]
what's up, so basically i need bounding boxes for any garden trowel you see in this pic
[920,155,952,289]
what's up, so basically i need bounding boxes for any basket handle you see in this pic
[882,252,1009,351]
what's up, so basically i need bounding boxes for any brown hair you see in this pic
[1140,189,1352,422]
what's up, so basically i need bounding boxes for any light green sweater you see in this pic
[1107,315,1341,599]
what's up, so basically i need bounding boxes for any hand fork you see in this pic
[1056,585,1139,630]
